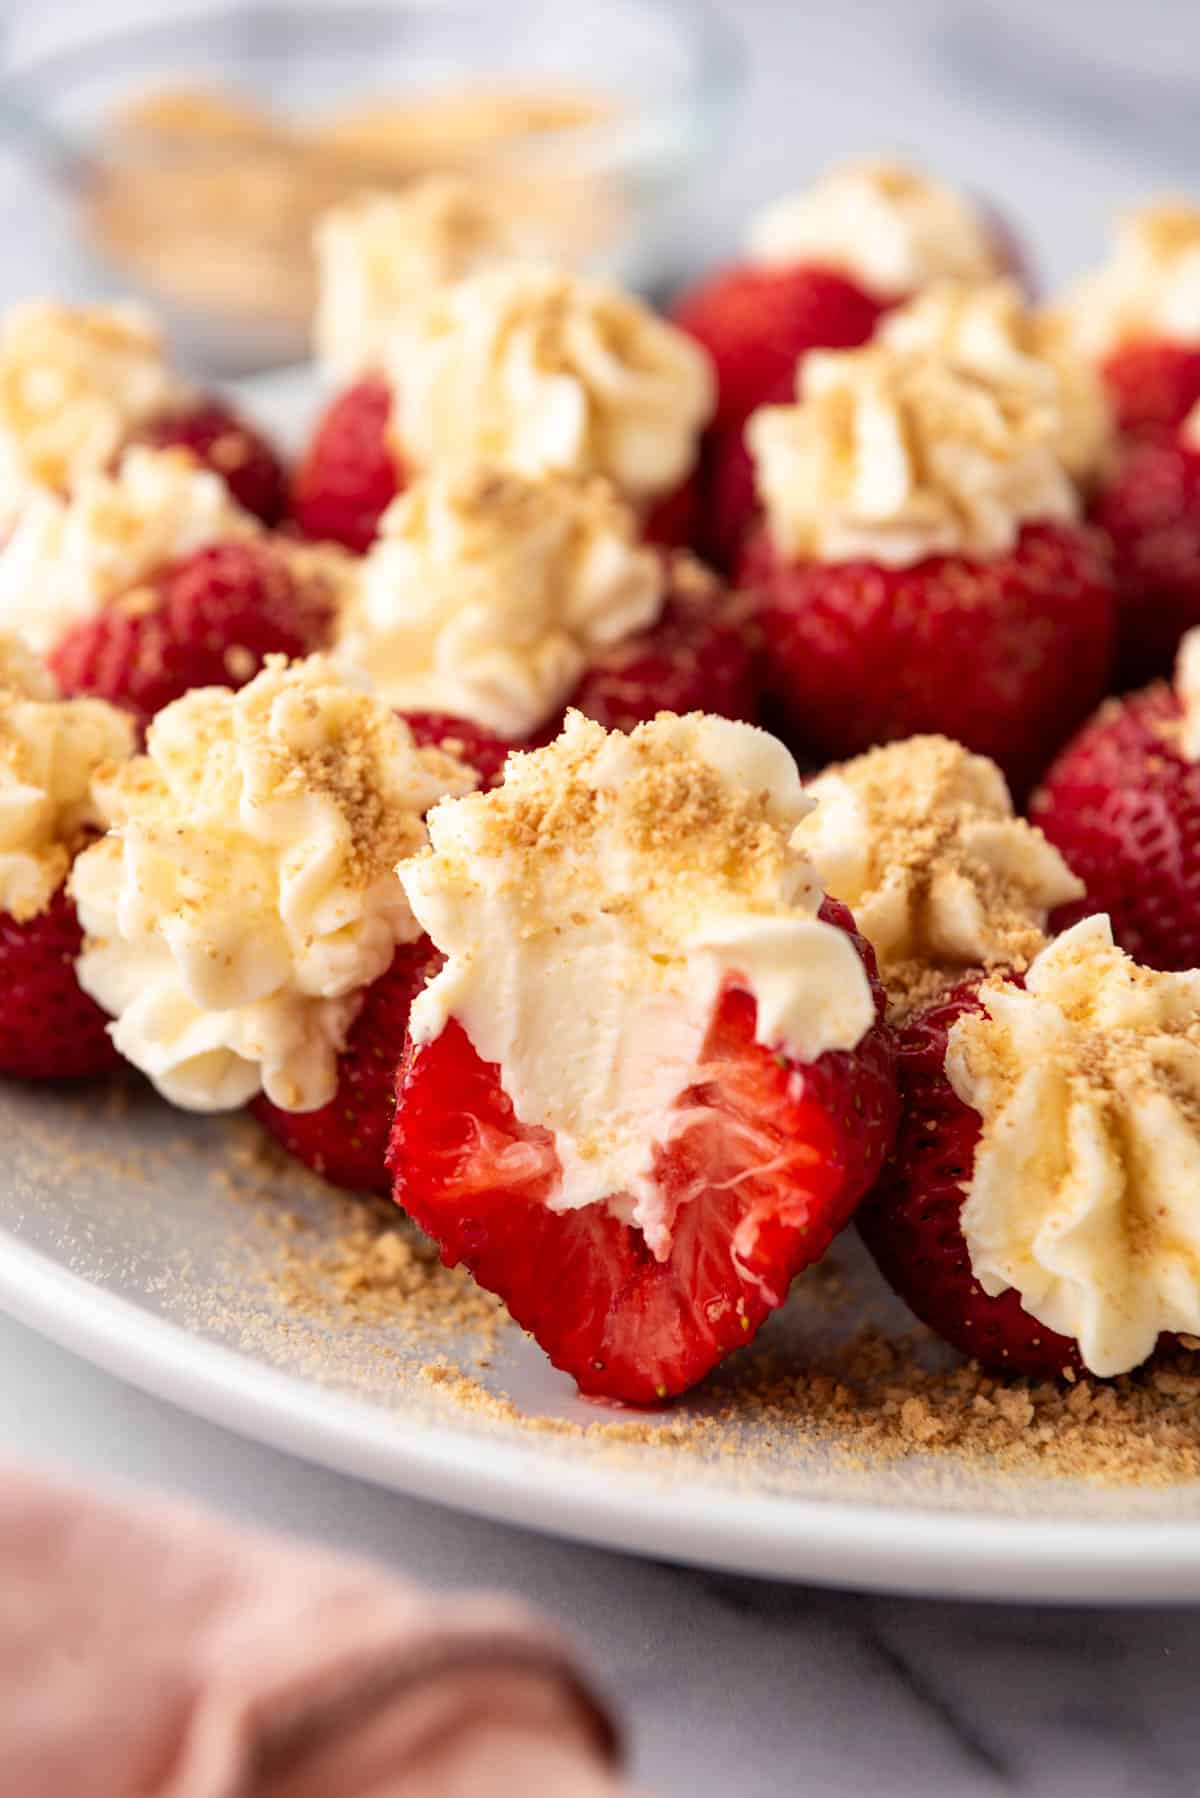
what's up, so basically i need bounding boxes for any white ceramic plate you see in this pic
[4,373,1200,1605]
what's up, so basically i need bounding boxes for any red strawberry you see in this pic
[390,896,898,1403]
[642,471,700,551]
[857,980,1083,1379]
[564,560,759,737]
[252,937,439,1195]
[291,378,404,553]
[399,711,513,788]
[1091,430,1200,685]
[672,263,888,435]
[741,521,1116,798]
[1030,679,1200,971]
[0,884,121,1082]
[48,540,336,727]
[132,399,287,526]
[1100,340,1200,440]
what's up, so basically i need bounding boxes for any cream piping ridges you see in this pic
[9,146,1200,1431]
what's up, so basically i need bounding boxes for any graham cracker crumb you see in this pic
[800,734,1082,1021]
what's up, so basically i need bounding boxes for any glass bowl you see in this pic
[0,0,741,373]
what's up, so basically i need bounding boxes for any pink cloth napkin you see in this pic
[0,1463,645,1798]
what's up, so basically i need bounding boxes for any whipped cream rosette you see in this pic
[0,637,134,922]
[948,915,1200,1376]
[747,160,1003,296]
[338,466,665,738]
[388,266,714,504]
[70,655,473,1113]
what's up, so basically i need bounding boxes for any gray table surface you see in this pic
[4,2,1200,1791]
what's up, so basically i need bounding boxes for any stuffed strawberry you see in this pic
[675,161,1025,567]
[1051,202,1200,439]
[293,266,714,554]
[389,711,899,1403]
[740,341,1115,795]
[675,160,1018,434]
[69,659,474,1174]
[794,734,1084,1022]
[252,937,440,1196]
[0,300,286,525]
[336,467,757,750]
[0,638,136,1081]
[860,917,1200,1380]
[1030,628,1200,971]
[0,448,345,725]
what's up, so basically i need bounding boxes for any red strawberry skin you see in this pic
[399,711,513,788]
[564,561,759,737]
[741,521,1116,798]
[1101,340,1200,440]
[252,937,439,1196]
[390,897,898,1403]
[1030,682,1200,972]
[132,400,287,526]
[1091,432,1200,685]
[0,885,122,1082]
[672,262,888,435]
[48,540,336,727]
[699,407,766,574]
[291,378,402,553]
[857,982,1083,1379]
[642,471,700,552]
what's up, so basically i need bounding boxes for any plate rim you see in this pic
[3,1224,1200,1605]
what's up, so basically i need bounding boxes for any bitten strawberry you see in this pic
[1091,421,1200,684]
[860,917,1200,1380]
[291,378,403,553]
[1030,631,1200,971]
[132,400,287,525]
[49,540,338,727]
[742,342,1115,794]
[388,712,899,1402]
[252,938,439,1195]
[857,978,1083,1378]
[0,885,123,1082]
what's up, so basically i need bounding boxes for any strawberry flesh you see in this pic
[390,898,898,1402]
